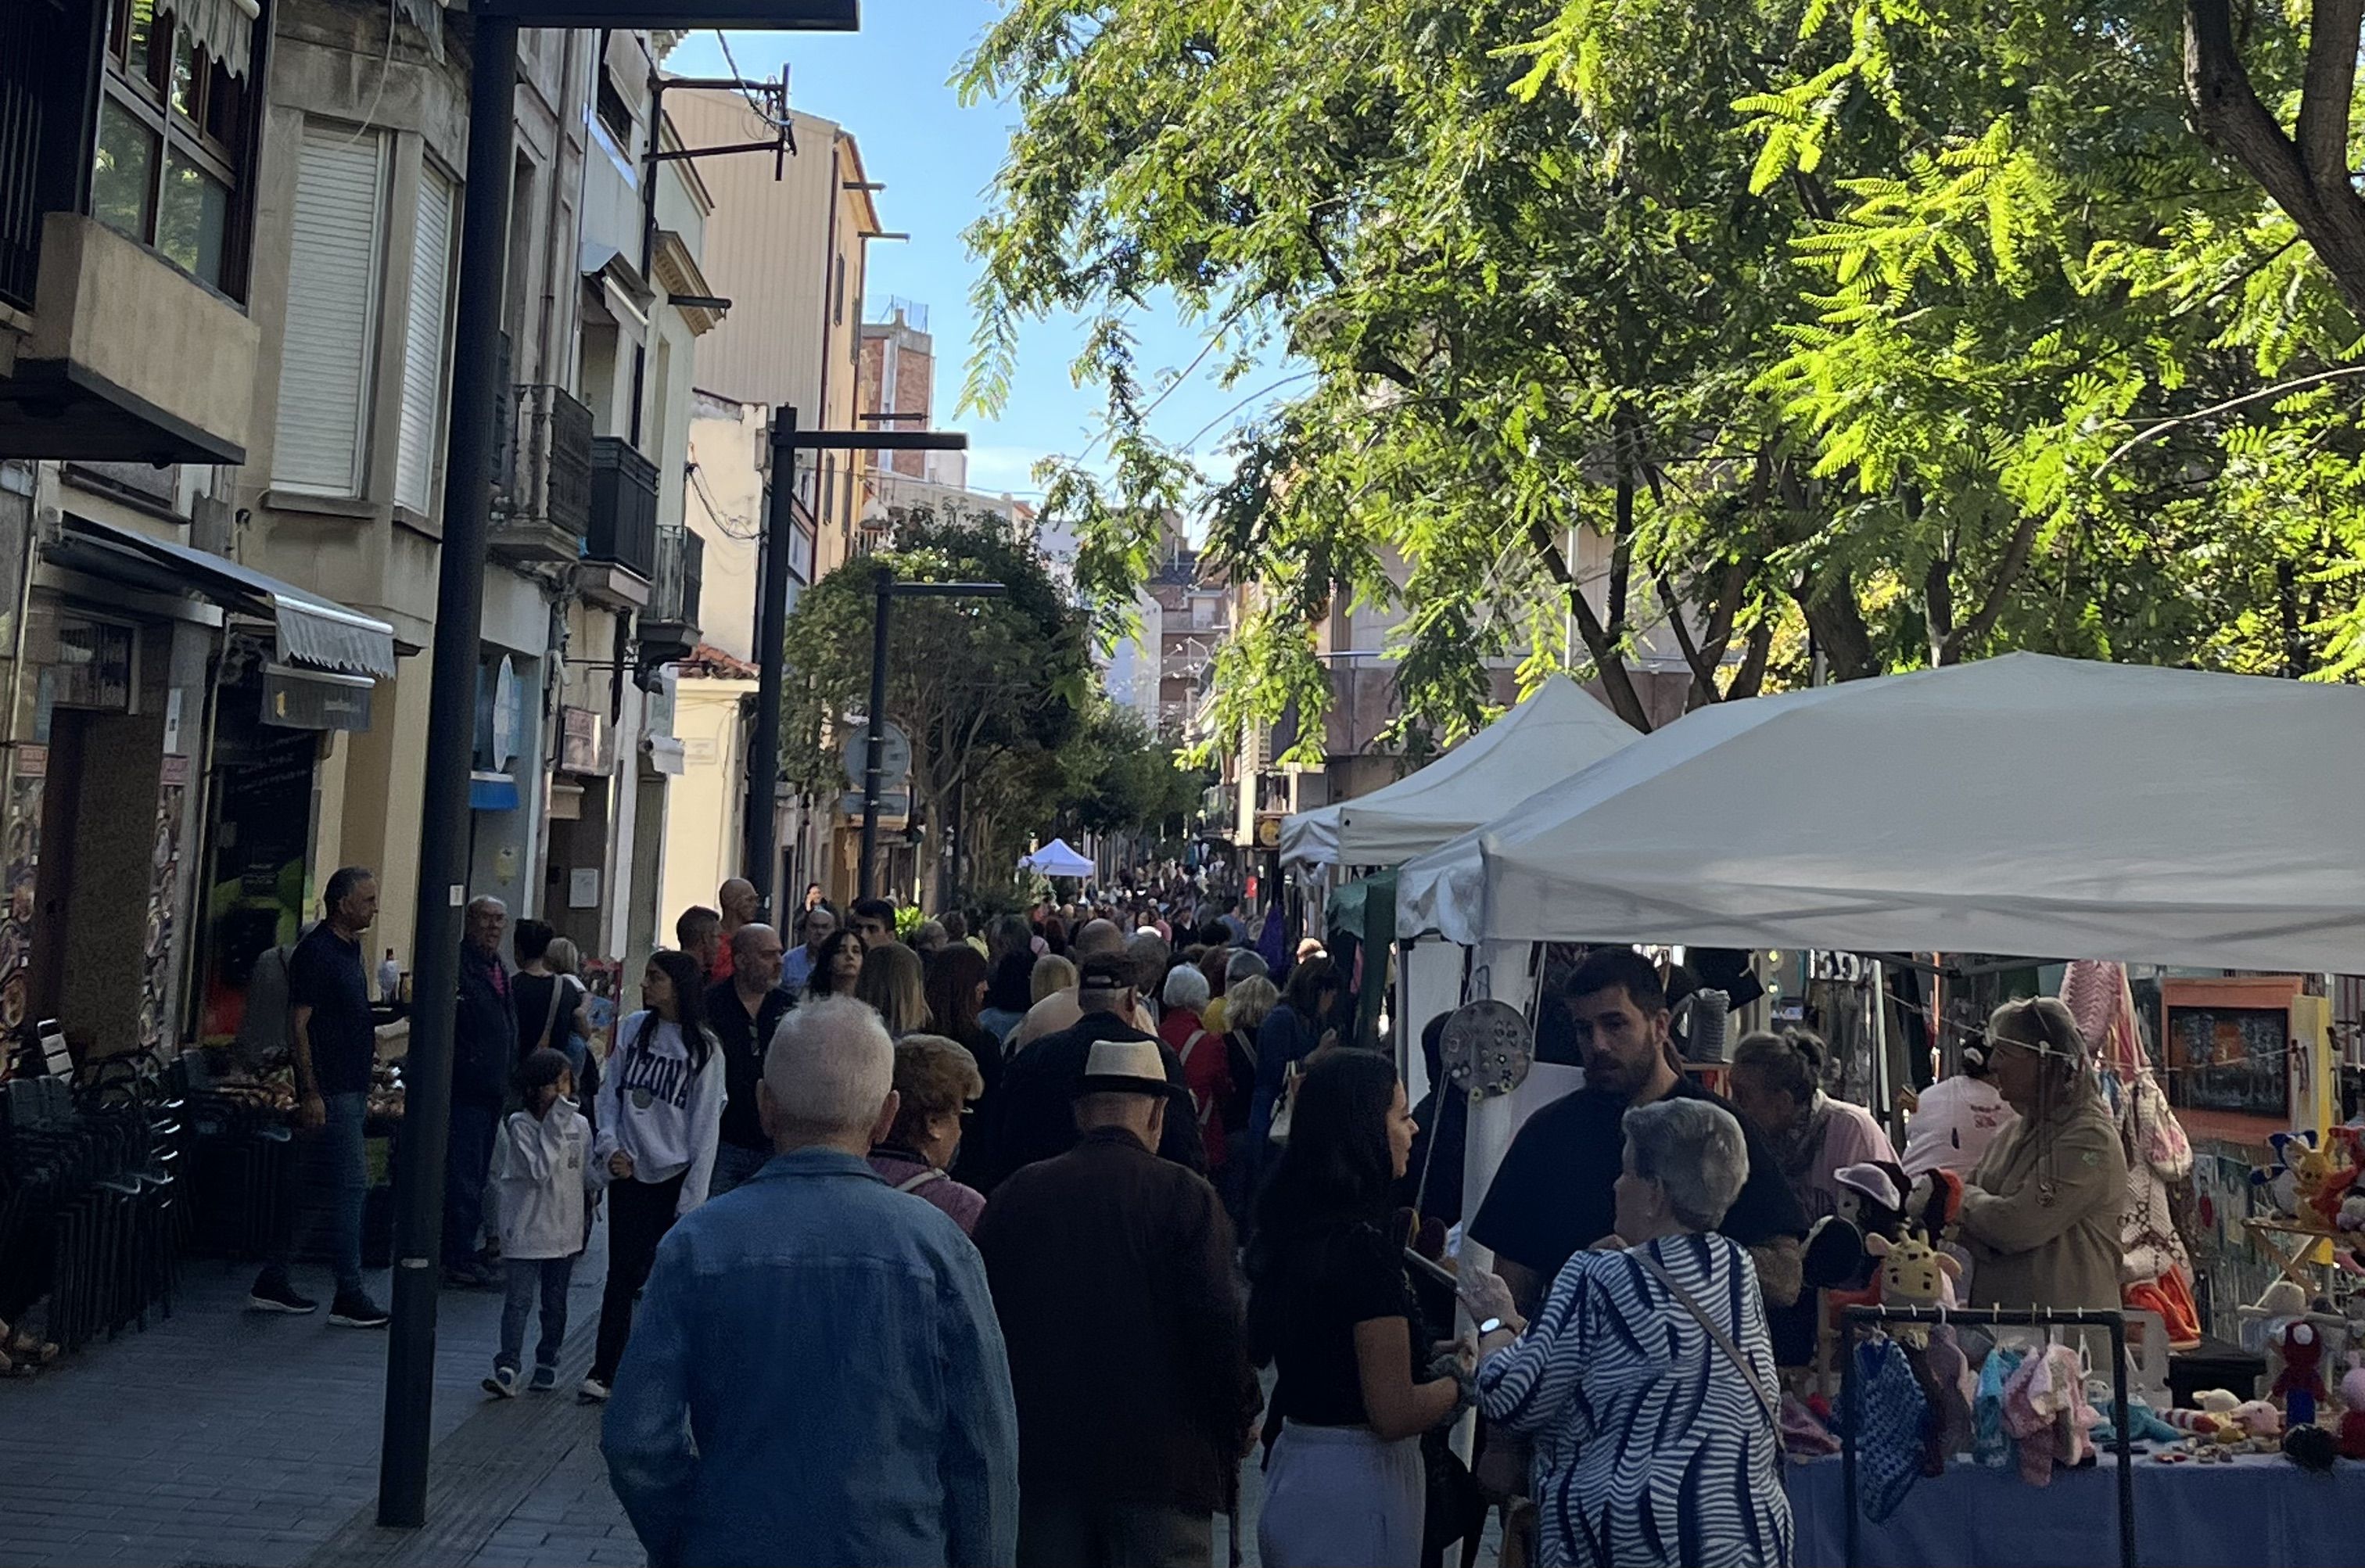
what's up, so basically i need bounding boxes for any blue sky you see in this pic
[667,3,1283,505]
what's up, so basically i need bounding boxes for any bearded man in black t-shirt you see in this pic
[1466,948,1808,1315]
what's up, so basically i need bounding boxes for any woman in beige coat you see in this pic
[1958,997,2127,1314]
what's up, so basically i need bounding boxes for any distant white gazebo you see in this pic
[1019,838,1094,878]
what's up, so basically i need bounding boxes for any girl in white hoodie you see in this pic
[483,1048,607,1398]
[583,948,724,1402]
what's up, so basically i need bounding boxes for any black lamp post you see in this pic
[379,0,864,1530]
[741,419,970,921]
[856,572,1007,901]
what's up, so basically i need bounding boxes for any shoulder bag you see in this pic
[1635,1247,1782,1437]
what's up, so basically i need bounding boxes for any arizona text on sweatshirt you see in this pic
[594,1012,726,1215]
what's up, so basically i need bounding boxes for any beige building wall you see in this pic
[662,676,754,933]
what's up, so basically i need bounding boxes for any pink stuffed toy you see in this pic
[2339,1369,2365,1460]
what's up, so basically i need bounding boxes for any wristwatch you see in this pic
[1477,1316,1506,1337]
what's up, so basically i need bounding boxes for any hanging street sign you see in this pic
[842,718,912,788]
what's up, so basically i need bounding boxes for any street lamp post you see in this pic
[856,574,1008,901]
[379,0,864,1530]
[741,423,968,920]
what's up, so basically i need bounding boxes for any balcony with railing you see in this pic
[0,0,261,465]
[490,378,596,563]
[582,436,659,608]
[637,524,703,674]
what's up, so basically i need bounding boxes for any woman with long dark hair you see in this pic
[1247,1050,1466,1567]
[805,928,867,999]
[979,952,1035,1046]
[1251,953,1343,1151]
[923,942,1002,1103]
[584,948,723,1403]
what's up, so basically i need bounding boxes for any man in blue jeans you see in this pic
[249,867,389,1327]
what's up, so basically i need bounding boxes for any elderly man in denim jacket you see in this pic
[603,996,1018,1568]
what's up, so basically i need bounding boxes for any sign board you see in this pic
[264,664,373,732]
[569,867,601,910]
[838,789,909,822]
[490,656,519,770]
[840,719,911,788]
[560,705,605,773]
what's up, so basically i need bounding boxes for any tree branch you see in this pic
[1938,515,2042,665]
[1653,568,1724,703]
[2297,0,2364,186]
[1527,519,1653,732]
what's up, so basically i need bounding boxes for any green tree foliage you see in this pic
[963,0,2365,749]
[1057,699,1214,840]
[776,508,1091,873]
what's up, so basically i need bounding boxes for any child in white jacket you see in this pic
[583,949,725,1402]
[484,1048,607,1398]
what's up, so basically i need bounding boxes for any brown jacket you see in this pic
[974,1125,1260,1512]
[1961,1078,2127,1313]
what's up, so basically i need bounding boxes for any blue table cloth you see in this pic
[1785,1451,2365,1566]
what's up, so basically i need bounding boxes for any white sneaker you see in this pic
[483,1366,518,1400]
[577,1376,610,1404]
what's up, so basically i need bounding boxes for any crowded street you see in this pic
[12,0,2365,1566]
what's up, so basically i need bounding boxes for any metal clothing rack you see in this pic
[1838,1304,2136,1568]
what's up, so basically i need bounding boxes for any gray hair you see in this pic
[1126,931,1172,992]
[1161,963,1211,1014]
[1225,949,1269,986]
[764,996,893,1139]
[544,936,581,976]
[1621,1098,1750,1232]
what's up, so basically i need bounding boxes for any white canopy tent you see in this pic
[1279,676,1640,871]
[1019,838,1095,878]
[1397,653,2365,973]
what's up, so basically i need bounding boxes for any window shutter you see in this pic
[395,166,455,512]
[271,125,387,497]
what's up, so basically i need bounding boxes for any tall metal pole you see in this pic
[742,406,797,923]
[378,13,516,1530]
[858,565,892,899]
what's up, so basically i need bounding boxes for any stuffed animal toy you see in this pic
[2338,1369,2365,1461]
[2309,1126,2362,1230]
[1862,1227,1961,1347]
[2163,1389,2278,1444]
[2273,1321,2330,1426]
[2256,1132,2335,1229]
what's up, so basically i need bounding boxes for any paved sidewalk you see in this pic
[0,1227,626,1568]
[0,1220,1482,1568]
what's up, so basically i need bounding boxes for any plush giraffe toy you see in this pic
[1863,1226,1961,1348]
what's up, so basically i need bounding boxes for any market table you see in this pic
[1785,1452,2365,1567]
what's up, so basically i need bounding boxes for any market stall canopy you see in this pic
[1396,654,2365,973]
[1279,676,1639,870]
[1020,838,1094,878]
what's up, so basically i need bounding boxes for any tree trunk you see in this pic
[2185,0,2365,318]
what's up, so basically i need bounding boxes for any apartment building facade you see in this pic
[0,2,709,1060]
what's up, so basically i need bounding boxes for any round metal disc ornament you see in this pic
[1438,999,1534,1098]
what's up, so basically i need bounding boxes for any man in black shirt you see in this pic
[1467,948,1807,1314]
[969,954,1206,1192]
[249,866,389,1327]
[707,923,792,1197]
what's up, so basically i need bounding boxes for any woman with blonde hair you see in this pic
[1028,953,1078,1008]
[856,941,930,1038]
[1960,996,2127,1314]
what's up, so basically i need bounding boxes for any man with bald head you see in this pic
[705,923,792,1197]
[712,878,759,981]
[605,996,1018,1568]
[1007,918,1156,1050]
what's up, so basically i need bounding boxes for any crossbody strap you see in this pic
[1635,1247,1781,1434]
[895,1168,946,1194]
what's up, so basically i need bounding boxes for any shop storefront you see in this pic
[8,514,394,1062]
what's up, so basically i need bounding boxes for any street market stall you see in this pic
[1278,674,1638,873]
[1394,655,2365,1566]
[1017,838,1094,880]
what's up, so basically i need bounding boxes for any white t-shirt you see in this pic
[1899,1074,2019,1177]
